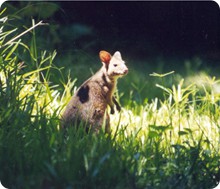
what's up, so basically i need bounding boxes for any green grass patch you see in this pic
[0,9,219,189]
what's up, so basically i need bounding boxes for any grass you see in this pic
[0,8,220,189]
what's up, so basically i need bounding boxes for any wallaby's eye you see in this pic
[113,64,117,67]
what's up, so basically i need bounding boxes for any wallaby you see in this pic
[61,50,128,133]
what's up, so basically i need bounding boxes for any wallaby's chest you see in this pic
[76,71,115,104]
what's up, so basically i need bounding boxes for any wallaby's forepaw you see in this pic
[110,107,115,114]
[116,104,121,112]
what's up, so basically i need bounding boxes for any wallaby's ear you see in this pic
[99,50,112,64]
[113,51,122,59]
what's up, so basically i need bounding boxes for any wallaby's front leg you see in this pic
[109,96,120,114]
[110,103,115,114]
[112,96,121,112]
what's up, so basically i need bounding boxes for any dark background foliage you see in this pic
[5,1,220,60]
[53,1,220,59]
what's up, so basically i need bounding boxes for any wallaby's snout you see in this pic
[123,66,129,75]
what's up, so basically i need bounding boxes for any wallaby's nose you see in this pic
[124,68,128,75]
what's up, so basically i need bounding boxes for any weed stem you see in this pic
[2,20,48,47]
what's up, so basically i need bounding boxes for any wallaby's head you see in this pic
[99,50,128,79]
